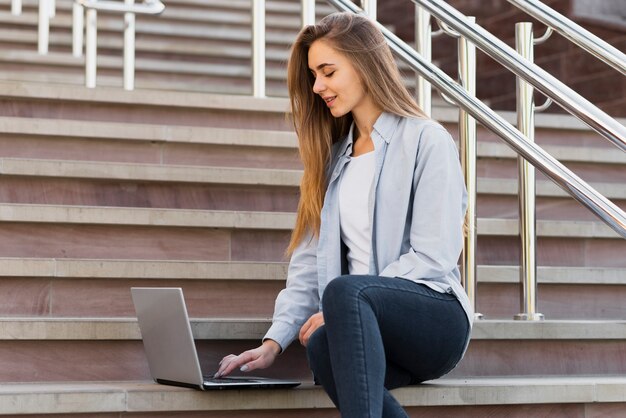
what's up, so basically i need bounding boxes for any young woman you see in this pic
[216,12,473,417]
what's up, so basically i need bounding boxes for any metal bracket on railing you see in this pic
[435,18,461,38]
[533,26,553,45]
[534,96,552,113]
[74,0,165,90]
[438,90,456,106]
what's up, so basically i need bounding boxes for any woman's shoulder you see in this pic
[395,115,454,149]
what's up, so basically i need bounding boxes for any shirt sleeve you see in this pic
[263,232,320,352]
[379,123,467,281]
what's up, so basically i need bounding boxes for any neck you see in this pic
[352,100,383,142]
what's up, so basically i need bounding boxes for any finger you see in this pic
[220,352,256,377]
[218,354,236,367]
[299,320,311,342]
[216,355,243,377]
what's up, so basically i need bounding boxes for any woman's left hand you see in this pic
[299,312,325,347]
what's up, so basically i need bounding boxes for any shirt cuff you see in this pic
[263,321,299,353]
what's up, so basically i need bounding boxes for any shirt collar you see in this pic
[372,111,400,144]
[336,111,400,158]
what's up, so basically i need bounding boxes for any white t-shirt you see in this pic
[338,151,376,275]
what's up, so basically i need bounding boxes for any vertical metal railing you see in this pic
[85,6,97,87]
[458,17,482,320]
[11,0,21,15]
[514,22,555,321]
[72,1,84,57]
[362,0,376,20]
[124,0,136,91]
[302,0,315,26]
[252,0,265,97]
[514,22,541,320]
[414,7,432,116]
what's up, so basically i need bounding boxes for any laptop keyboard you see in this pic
[203,376,257,384]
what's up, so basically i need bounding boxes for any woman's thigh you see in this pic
[323,275,470,383]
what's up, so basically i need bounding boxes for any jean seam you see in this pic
[358,281,458,303]
[355,287,372,418]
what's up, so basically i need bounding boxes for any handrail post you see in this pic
[123,0,136,90]
[11,0,21,15]
[302,0,315,26]
[72,1,84,57]
[414,5,432,116]
[38,0,50,54]
[459,16,482,320]
[49,0,55,18]
[362,0,376,20]
[252,0,265,97]
[85,7,97,88]
[514,22,544,321]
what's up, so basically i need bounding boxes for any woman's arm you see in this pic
[379,124,467,280]
[216,232,320,376]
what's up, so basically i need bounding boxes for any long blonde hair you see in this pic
[286,12,427,254]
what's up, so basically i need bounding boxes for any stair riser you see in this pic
[0,100,291,130]
[478,236,626,267]
[0,136,302,168]
[0,179,301,212]
[0,70,291,96]
[0,224,623,266]
[477,159,626,184]
[0,224,291,261]
[479,196,626,221]
[0,62,289,91]
[446,124,621,149]
[0,339,625,383]
[2,277,625,320]
[0,278,281,317]
[2,133,623,182]
[476,283,626,320]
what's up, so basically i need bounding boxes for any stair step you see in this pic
[0,203,621,238]
[1,376,623,416]
[1,318,624,341]
[0,320,625,381]
[3,116,625,165]
[1,258,623,284]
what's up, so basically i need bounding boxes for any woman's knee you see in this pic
[322,275,367,312]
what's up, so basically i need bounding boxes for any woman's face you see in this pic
[308,40,369,118]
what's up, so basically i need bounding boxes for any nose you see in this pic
[312,75,325,94]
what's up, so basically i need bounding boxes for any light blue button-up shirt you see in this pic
[264,112,473,352]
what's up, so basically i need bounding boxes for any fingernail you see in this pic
[213,372,221,378]
[240,365,249,372]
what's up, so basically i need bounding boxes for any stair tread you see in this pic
[2,116,624,164]
[0,317,625,340]
[0,257,623,284]
[1,375,625,414]
[0,203,621,238]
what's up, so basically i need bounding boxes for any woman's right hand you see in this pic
[214,339,281,378]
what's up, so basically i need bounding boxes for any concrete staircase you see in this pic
[0,1,625,417]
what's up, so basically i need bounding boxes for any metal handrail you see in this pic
[506,0,626,76]
[75,0,165,90]
[76,0,164,14]
[326,0,626,239]
[408,0,626,152]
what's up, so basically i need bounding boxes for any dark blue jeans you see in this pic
[306,275,470,418]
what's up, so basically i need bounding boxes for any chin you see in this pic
[329,107,348,118]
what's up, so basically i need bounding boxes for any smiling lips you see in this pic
[323,96,337,107]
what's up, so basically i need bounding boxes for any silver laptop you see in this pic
[131,287,300,390]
